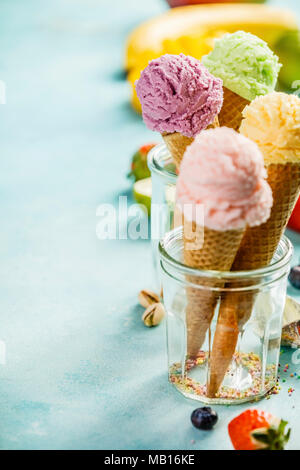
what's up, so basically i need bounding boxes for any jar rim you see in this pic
[159,226,293,281]
[148,143,177,183]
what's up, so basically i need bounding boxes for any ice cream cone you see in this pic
[184,221,245,358]
[207,92,300,398]
[162,133,194,171]
[208,162,300,398]
[202,32,281,131]
[162,116,219,170]
[136,54,223,168]
[218,87,249,131]
[233,164,300,271]
[176,128,272,361]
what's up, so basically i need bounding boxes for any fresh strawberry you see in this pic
[228,409,291,450]
[288,196,300,232]
[139,143,156,154]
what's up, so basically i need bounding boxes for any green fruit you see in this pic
[133,177,152,215]
[128,143,157,182]
[275,30,300,92]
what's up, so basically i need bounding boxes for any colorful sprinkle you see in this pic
[169,352,277,402]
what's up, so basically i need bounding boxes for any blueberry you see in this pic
[289,266,300,289]
[191,407,218,430]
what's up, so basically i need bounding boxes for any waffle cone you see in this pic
[218,87,249,131]
[208,162,300,397]
[162,133,193,171]
[183,220,245,358]
[162,116,219,171]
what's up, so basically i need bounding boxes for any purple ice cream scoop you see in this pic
[135,54,223,138]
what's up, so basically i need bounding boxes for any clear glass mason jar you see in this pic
[148,144,177,288]
[159,227,293,405]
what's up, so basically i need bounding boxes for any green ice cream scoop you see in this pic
[202,31,281,102]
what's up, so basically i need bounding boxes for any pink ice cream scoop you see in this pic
[135,54,223,138]
[176,127,273,231]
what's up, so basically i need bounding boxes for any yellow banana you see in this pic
[125,3,298,112]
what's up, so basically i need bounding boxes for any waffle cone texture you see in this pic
[207,162,300,398]
[162,116,219,171]
[183,220,245,358]
[218,87,249,131]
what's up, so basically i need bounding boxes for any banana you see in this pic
[125,3,298,112]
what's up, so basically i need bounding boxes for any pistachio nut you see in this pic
[138,289,160,308]
[142,302,165,327]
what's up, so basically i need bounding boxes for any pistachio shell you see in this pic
[142,302,165,327]
[138,289,160,308]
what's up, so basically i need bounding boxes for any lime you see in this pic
[133,177,152,215]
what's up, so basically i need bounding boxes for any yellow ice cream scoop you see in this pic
[240,92,300,165]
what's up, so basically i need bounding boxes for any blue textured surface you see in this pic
[1,0,300,450]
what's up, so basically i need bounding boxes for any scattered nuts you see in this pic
[142,302,165,327]
[138,289,160,308]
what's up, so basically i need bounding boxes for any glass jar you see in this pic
[159,227,293,405]
[148,144,177,289]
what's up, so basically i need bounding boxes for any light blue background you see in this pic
[0,0,300,450]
